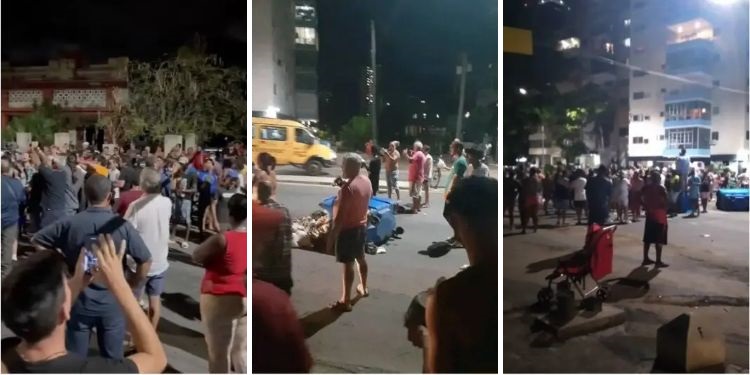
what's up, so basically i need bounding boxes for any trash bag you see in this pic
[425,241,452,258]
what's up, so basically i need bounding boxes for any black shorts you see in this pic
[643,218,668,245]
[335,226,366,263]
[574,200,586,209]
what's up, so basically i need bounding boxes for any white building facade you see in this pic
[628,0,749,168]
[252,0,296,117]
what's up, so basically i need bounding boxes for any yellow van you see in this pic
[251,116,337,175]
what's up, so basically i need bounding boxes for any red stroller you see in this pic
[537,224,616,305]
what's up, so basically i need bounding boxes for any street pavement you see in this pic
[274,182,470,373]
[2,237,212,373]
[503,206,749,372]
[274,152,499,182]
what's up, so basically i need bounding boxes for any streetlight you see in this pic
[264,106,280,118]
[464,111,471,118]
[436,114,440,119]
[420,99,426,104]
[519,87,528,95]
[386,102,391,106]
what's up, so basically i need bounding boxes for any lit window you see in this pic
[295,27,317,46]
[556,37,580,51]
[623,38,631,47]
[604,42,615,54]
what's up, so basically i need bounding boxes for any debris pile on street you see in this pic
[292,210,330,253]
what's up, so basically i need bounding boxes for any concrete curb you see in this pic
[533,304,627,343]
[276,175,414,190]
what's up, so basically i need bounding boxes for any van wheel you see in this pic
[305,159,323,175]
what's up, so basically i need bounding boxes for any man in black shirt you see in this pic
[364,147,382,196]
[1,235,166,373]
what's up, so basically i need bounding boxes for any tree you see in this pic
[2,101,64,146]
[124,36,246,142]
[339,116,372,151]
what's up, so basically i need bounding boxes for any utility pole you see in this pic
[541,124,546,168]
[370,20,378,145]
[455,52,470,140]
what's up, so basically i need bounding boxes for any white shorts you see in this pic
[410,181,423,198]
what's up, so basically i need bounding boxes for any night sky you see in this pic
[318,0,498,131]
[1,0,246,67]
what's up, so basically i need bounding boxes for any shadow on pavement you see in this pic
[299,295,364,338]
[503,232,525,238]
[603,266,661,302]
[123,318,207,371]
[156,317,208,361]
[162,292,202,321]
[525,250,581,274]
[168,249,200,267]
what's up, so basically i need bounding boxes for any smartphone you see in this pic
[31,141,39,148]
[83,237,99,274]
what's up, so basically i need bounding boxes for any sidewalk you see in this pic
[502,211,749,372]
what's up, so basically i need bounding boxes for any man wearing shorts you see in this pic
[327,155,373,312]
[384,142,400,201]
[125,168,173,328]
[406,141,426,213]
[422,145,433,207]
[443,140,468,243]
[641,171,669,268]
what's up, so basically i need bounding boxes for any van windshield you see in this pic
[296,128,316,145]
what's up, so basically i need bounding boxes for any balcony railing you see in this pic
[666,38,716,54]
[664,85,712,104]
[664,118,711,128]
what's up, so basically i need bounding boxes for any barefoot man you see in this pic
[327,154,373,312]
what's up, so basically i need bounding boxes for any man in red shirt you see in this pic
[641,171,669,267]
[327,154,373,312]
[116,171,144,216]
[405,141,426,213]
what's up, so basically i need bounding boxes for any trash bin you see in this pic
[319,195,398,245]
[716,188,750,211]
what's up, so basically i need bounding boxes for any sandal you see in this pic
[330,300,352,312]
[356,285,369,297]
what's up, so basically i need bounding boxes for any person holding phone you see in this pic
[31,175,152,360]
[1,235,166,373]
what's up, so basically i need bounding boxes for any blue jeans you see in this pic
[66,311,126,359]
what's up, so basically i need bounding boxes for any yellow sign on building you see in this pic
[504,27,533,55]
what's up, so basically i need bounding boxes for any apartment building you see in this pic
[628,0,749,168]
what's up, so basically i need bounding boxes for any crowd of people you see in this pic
[363,139,490,214]
[504,146,749,267]
[252,138,498,373]
[1,141,248,373]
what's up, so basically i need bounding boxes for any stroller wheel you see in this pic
[537,287,554,304]
[596,288,609,301]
